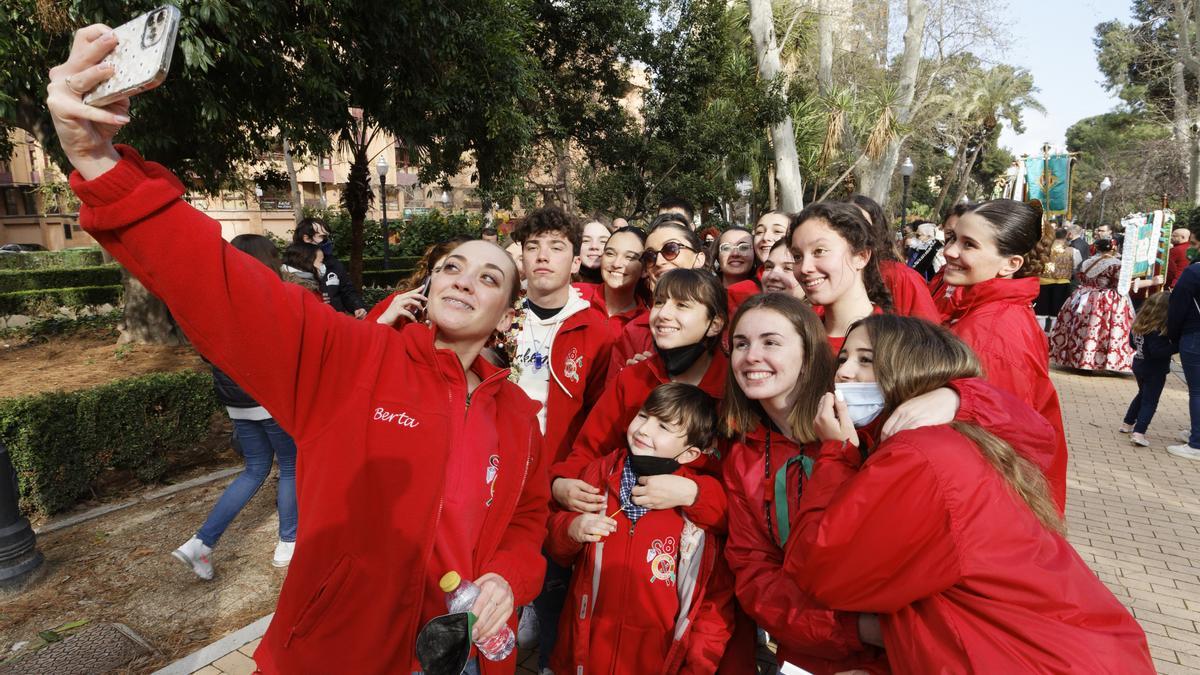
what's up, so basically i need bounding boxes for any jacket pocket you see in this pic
[286,555,354,645]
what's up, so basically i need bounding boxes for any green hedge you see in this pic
[362,256,420,271]
[0,371,219,515]
[0,265,121,293]
[0,285,123,316]
[0,248,104,271]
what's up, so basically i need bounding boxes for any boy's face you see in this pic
[626,411,698,464]
[521,231,579,296]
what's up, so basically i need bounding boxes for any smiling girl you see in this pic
[753,211,791,269]
[783,315,1152,673]
[940,199,1068,512]
[578,225,649,335]
[789,202,892,353]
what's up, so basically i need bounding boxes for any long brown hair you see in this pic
[1132,291,1170,336]
[788,201,894,311]
[722,294,833,443]
[852,314,1064,534]
[230,234,282,279]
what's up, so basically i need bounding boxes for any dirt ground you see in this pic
[0,471,287,673]
[0,327,204,400]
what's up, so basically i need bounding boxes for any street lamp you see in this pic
[440,190,451,210]
[376,156,390,270]
[0,439,42,590]
[1083,191,1094,227]
[1097,176,1113,232]
[899,157,914,233]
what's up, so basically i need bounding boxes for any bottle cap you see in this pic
[439,571,462,593]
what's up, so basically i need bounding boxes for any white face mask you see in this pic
[834,382,886,427]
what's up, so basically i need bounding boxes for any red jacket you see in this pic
[880,260,940,322]
[537,300,615,464]
[943,276,1068,513]
[73,148,550,675]
[783,427,1153,673]
[1168,241,1191,289]
[576,282,647,341]
[725,278,760,319]
[547,451,735,675]
[553,351,729,531]
[722,377,1054,674]
[926,268,959,323]
[608,310,653,384]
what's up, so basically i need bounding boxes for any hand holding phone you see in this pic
[84,6,180,107]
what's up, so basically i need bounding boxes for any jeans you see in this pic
[533,553,572,669]
[196,418,298,547]
[1124,358,1170,434]
[1180,333,1200,448]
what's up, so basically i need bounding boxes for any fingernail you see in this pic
[114,115,130,124]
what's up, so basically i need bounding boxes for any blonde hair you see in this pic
[1132,291,1170,336]
[853,314,1064,534]
[722,294,833,444]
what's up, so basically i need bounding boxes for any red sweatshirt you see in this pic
[575,282,647,338]
[783,427,1153,673]
[943,276,1068,513]
[608,310,653,384]
[73,147,549,675]
[880,260,940,322]
[547,451,735,675]
[722,377,1053,674]
[1168,241,1191,289]
[552,351,729,531]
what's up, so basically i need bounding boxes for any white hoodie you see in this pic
[514,286,591,433]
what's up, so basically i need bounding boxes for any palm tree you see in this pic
[944,65,1044,212]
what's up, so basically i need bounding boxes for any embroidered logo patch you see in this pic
[647,537,677,586]
[486,455,500,506]
[563,348,583,383]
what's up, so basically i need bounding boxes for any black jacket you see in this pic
[321,255,365,314]
[1131,331,1175,363]
[1168,262,1200,344]
[211,363,260,408]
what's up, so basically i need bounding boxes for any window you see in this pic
[22,189,37,215]
[4,188,19,215]
[63,222,73,240]
[319,156,331,170]
[394,146,408,168]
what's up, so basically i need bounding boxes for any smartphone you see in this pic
[83,6,181,107]
[415,276,432,321]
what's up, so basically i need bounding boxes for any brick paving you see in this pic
[162,366,1200,675]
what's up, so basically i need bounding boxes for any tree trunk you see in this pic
[932,135,968,218]
[748,0,804,211]
[853,0,927,203]
[347,150,368,288]
[949,137,985,208]
[817,0,834,96]
[118,270,181,345]
[282,136,304,225]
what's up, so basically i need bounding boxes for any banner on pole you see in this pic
[1024,154,1072,214]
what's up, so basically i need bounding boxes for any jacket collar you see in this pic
[946,276,1039,323]
[400,322,510,399]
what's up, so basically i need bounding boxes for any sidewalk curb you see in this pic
[151,613,273,675]
[34,467,242,536]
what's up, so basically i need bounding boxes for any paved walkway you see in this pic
[157,367,1200,674]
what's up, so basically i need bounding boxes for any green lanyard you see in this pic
[764,431,814,548]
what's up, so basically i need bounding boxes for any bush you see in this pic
[306,208,485,260]
[0,285,123,316]
[0,371,219,515]
[360,285,394,308]
[0,265,122,293]
[0,248,105,271]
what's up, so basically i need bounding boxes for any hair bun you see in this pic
[1027,199,1044,220]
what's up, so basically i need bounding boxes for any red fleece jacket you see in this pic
[880,260,940,322]
[73,147,549,675]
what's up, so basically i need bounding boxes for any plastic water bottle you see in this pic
[439,570,516,661]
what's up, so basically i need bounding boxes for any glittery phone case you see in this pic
[83,6,180,107]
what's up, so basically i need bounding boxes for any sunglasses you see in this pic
[641,241,695,267]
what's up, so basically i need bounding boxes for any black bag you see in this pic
[415,612,473,675]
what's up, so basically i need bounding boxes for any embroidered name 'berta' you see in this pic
[373,407,420,428]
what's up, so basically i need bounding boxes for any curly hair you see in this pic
[788,201,894,311]
[512,206,582,254]
[963,199,1052,279]
[849,194,899,264]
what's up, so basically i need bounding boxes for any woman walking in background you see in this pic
[174,234,298,578]
[1121,292,1175,448]
[1049,239,1135,373]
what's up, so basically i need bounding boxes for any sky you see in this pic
[997,0,1134,156]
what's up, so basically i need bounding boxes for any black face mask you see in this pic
[628,450,683,477]
[656,341,709,376]
[318,240,335,257]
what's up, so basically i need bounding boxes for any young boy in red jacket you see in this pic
[547,383,734,675]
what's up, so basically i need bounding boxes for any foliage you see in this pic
[0,308,120,341]
[0,265,121,293]
[0,284,122,316]
[1066,111,1179,225]
[311,208,484,260]
[0,370,218,515]
[0,247,104,271]
[360,285,395,309]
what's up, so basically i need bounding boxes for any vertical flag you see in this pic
[1024,154,1072,214]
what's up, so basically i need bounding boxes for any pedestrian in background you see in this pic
[1120,292,1175,448]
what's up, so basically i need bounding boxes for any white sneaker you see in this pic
[517,605,539,649]
[1119,423,1134,433]
[1181,431,1193,443]
[172,536,214,580]
[1131,433,1150,447]
[272,541,295,568]
[1167,444,1200,460]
